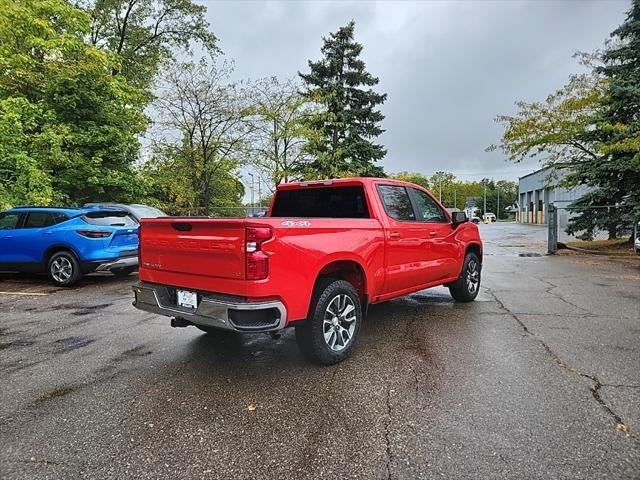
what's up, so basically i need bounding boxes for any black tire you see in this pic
[295,278,362,365]
[448,252,481,302]
[47,251,82,287]
[112,266,137,277]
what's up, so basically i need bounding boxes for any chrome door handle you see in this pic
[43,231,53,236]
[389,232,400,239]
[429,231,437,237]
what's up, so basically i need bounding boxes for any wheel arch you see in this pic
[44,244,81,265]
[314,259,367,298]
[307,258,369,317]
[465,242,482,263]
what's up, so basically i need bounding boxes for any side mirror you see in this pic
[451,211,468,229]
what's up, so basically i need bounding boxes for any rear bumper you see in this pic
[95,255,139,271]
[132,282,287,333]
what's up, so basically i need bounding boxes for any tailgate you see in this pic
[108,228,139,249]
[140,218,246,281]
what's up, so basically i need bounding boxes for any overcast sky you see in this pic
[198,0,627,184]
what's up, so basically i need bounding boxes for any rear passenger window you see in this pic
[377,185,416,221]
[23,212,55,228]
[271,186,370,218]
[0,213,20,230]
[52,213,69,224]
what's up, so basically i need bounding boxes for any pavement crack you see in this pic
[384,387,393,480]
[484,287,530,334]
[600,384,640,389]
[485,286,638,445]
[537,278,591,313]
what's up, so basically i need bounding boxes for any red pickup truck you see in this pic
[132,178,482,364]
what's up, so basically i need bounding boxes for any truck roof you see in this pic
[277,177,416,190]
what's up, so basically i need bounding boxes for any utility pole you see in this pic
[248,172,255,215]
[454,190,457,209]
[439,179,442,203]
[258,178,262,210]
[497,187,500,221]
[483,183,487,219]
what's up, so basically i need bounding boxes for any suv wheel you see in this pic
[448,252,481,302]
[295,279,362,365]
[48,251,82,287]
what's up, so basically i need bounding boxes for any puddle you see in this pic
[55,337,95,353]
[0,339,34,349]
[408,293,455,305]
[34,385,76,405]
[49,303,112,313]
[519,253,543,257]
[122,345,152,358]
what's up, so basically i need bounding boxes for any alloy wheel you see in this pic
[51,257,73,284]
[323,294,357,352]
[466,259,480,294]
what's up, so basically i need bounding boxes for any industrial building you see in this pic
[517,167,590,228]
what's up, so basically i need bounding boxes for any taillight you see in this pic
[246,227,272,280]
[76,230,112,238]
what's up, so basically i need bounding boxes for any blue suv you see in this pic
[0,207,139,286]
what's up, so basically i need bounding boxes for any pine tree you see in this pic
[569,1,640,239]
[299,21,387,178]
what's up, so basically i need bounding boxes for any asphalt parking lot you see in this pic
[1,222,639,479]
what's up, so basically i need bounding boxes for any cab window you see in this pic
[377,185,416,221]
[410,188,448,223]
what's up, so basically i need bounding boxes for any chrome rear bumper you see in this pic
[96,256,139,271]
[132,282,286,333]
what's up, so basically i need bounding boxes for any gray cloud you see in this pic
[201,0,627,182]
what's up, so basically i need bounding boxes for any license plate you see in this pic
[177,289,198,309]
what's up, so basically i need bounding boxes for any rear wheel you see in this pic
[48,251,82,287]
[295,279,362,365]
[112,266,137,277]
[448,252,481,302]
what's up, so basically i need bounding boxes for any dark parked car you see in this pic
[0,206,139,286]
[83,203,166,222]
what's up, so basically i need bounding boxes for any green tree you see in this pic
[148,60,252,215]
[249,77,310,189]
[0,0,147,207]
[489,53,604,169]
[299,21,387,179]
[574,0,640,238]
[391,172,430,189]
[79,0,218,92]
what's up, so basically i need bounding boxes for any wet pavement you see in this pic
[0,222,639,479]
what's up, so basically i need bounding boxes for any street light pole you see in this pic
[497,187,500,221]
